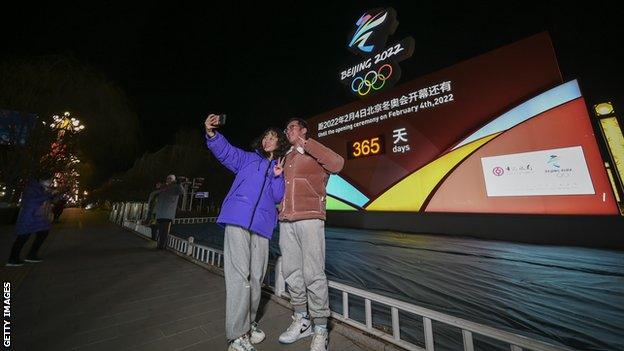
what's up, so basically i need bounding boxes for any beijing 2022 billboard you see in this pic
[311,32,619,215]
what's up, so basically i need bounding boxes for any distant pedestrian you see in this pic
[153,175,184,249]
[145,182,163,241]
[52,196,67,222]
[6,173,57,266]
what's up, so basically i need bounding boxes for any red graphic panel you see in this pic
[425,98,618,215]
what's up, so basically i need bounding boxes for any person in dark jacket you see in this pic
[145,182,163,241]
[52,196,67,222]
[154,176,184,249]
[6,175,56,266]
[204,114,288,351]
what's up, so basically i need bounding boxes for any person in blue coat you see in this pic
[6,174,56,266]
[204,114,288,351]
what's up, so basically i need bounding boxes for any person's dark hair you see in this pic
[251,127,290,160]
[286,117,308,136]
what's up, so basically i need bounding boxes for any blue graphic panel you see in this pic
[326,174,369,207]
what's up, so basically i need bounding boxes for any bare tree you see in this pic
[94,127,232,207]
[0,55,141,189]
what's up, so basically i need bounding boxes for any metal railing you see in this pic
[190,242,224,267]
[110,203,218,226]
[173,217,217,225]
[111,202,147,224]
[269,258,570,351]
[120,219,224,268]
[324,280,568,351]
[112,208,572,351]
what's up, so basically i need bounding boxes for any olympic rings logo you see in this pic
[351,64,393,96]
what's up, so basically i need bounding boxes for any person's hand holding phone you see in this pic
[204,114,220,137]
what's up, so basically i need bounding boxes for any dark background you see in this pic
[2,1,622,184]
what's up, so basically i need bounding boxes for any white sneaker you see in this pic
[249,322,265,344]
[228,335,256,351]
[310,327,329,351]
[278,314,313,344]
[5,260,24,267]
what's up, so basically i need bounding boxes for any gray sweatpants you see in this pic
[279,219,330,326]
[224,225,269,341]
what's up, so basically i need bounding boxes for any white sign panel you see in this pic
[194,192,209,199]
[480,146,595,197]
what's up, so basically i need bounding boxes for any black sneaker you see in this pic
[24,256,43,263]
[5,260,25,267]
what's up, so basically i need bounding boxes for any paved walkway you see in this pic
[0,209,369,351]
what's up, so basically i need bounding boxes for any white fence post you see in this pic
[365,299,372,330]
[424,316,435,351]
[462,330,474,351]
[391,307,400,340]
[187,236,195,256]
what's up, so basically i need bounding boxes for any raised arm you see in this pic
[204,114,249,173]
[147,190,158,207]
[302,138,345,174]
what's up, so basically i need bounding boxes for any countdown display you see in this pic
[310,33,619,215]
[347,135,385,159]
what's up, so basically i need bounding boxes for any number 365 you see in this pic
[353,137,381,157]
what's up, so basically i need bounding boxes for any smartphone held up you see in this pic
[205,113,227,136]
[217,114,227,126]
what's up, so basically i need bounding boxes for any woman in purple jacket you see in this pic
[204,114,288,351]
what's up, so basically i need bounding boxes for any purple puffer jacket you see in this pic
[15,180,54,236]
[205,132,285,239]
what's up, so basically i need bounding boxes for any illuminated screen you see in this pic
[311,33,619,215]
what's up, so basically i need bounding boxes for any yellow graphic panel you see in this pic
[600,117,624,191]
[366,134,499,211]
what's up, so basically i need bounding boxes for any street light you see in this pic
[69,155,81,164]
[49,111,86,138]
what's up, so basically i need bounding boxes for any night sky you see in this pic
[3,2,623,164]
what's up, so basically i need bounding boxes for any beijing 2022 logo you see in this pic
[339,8,414,98]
